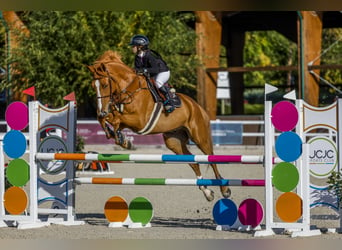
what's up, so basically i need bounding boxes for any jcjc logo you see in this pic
[309,149,334,159]
[309,138,336,164]
[308,137,337,178]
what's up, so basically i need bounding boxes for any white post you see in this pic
[254,100,275,237]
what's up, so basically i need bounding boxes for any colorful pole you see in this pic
[36,153,281,164]
[75,177,265,186]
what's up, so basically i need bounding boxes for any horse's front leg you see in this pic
[103,115,133,149]
[97,115,115,139]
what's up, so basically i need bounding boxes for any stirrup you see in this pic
[163,100,175,113]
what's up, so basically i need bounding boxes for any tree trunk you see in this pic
[195,11,222,120]
[300,11,322,107]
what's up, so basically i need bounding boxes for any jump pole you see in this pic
[75,177,265,186]
[36,152,281,164]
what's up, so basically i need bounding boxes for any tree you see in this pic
[244,30,298,88]
[1,11,197,114]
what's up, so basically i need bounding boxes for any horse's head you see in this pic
[87,62,117,119]
[88,50,141,120]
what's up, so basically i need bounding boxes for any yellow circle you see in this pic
[276,192,302,222]
[104,196,128,222]
[4,187,28,215]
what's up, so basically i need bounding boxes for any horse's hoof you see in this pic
[203,189,215,202]
[222,187,231,198]
[123,140,133,149]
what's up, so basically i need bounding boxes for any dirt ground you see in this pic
[0,144,341,240]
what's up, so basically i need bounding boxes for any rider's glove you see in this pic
[136,68,148,76]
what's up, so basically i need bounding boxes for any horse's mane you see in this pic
[94,50,124,65]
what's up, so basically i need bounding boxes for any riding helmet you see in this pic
[129,34,149,46]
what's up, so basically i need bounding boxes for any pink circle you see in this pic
[271,101,298,131]
[5,102,29,130]
[238,198,264,228]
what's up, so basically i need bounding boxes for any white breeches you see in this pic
[154,71,170,88]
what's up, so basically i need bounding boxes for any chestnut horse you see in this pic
[87,50,230,201]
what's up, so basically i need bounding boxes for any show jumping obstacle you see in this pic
[74,177,265,186]
[1,84,341,236]
[36,152,281,164]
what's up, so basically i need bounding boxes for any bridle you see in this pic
[93,62,148,115]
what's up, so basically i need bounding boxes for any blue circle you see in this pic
[275,132,302,162]
[3,130,27,159]
[212,198,238,226]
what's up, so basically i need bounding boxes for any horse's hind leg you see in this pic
[163,130,215,201]
[188,123,231,199]
[197,143,231,199]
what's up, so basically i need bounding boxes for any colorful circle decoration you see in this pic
[4,186,28,215]
[128,197,153,225]
[275,131,302,162]
[6,159,30,187]
[5,101,29,131]
[276,192,302,222]
[104,196,129,223]
[271,100,298,132]
[212,198,238,226]
[271,99,303,224]
[3,130,27,159]
[272,162,299,192]
[238,198,264,228]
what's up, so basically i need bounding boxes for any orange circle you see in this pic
[4,187,28,215]
[104,196,128,222]
[276,192,302,222]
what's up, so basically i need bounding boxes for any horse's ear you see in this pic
[87,65,95,73]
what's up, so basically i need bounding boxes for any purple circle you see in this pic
[5,102,29,130]
[271,101,298,132]
[238,198,264,228]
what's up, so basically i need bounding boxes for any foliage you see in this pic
[243,30,298,87]
[75,134,85,152]
[1,12,341,114]
[1,11,197,107]
[327,171,342,209]
[319,28,342,101]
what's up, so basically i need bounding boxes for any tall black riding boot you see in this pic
[159,85,176,113]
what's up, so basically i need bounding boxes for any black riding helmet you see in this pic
[129,34,149,47]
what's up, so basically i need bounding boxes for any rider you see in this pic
[129,34,176,113]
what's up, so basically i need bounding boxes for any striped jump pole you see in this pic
[36,153,281,164]
[75,177,265,186]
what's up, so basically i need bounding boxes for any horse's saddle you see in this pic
[146,78,181,108]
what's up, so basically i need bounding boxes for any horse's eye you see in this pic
[102,84,109,89]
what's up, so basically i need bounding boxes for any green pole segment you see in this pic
[134,178,166,185]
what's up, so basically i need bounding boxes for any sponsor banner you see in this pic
[76,123,164,145]
[76,121,243,145]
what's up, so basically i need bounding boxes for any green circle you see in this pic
[6,159,30,187]
[272,162,299,192]
[128,197,153,225]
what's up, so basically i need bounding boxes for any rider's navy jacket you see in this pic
[134,49,169,76]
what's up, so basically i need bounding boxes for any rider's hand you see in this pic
[136,68,148,76]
